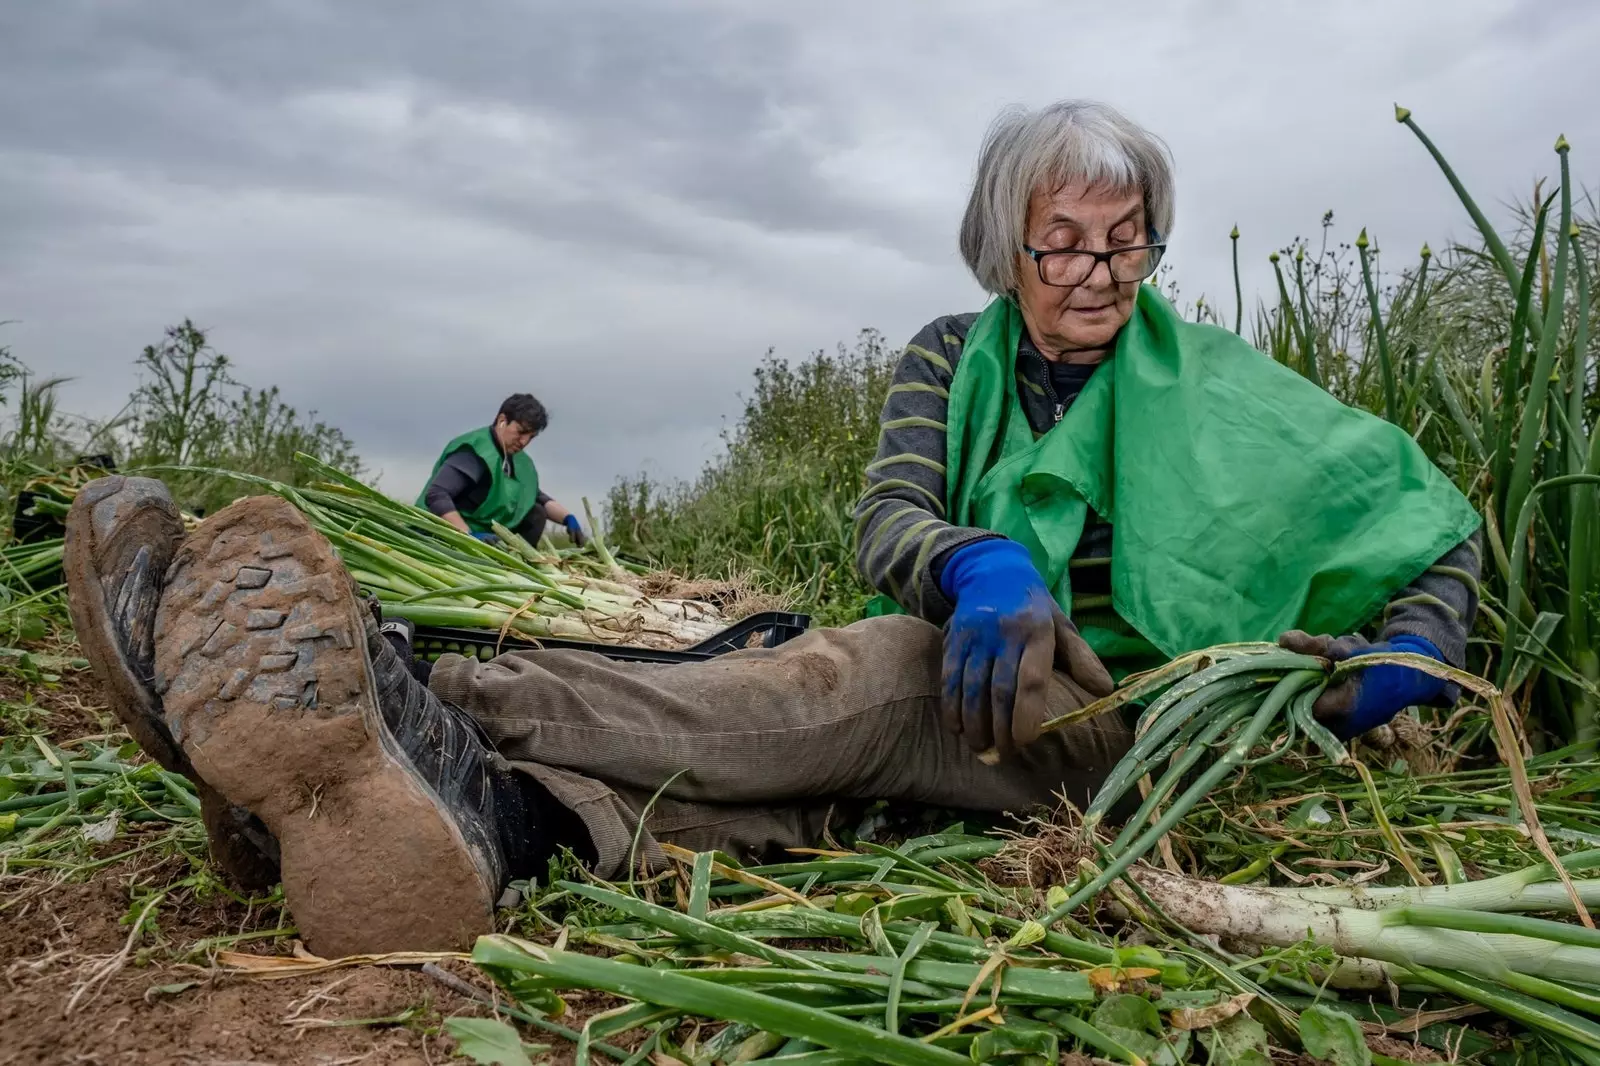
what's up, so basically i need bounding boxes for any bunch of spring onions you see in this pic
[0,537,63,597]
[1024,642,1600,1061]
[28,454,736,649]
[451,644,1600,1064]
[256,455,732,649]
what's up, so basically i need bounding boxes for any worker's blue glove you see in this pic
[1278,630,1446,740]
[563,514,587,547]
[939,538,1112,759]
[470,531,499,544]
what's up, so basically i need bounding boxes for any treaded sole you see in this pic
[155,496,494,956]
[64,475,189,773]
[64,477,284,891]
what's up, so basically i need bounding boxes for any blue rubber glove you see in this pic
[939,538,1113,758]
[1278,630,1446,740]
[470,531,499,544]
[563,513,587,547]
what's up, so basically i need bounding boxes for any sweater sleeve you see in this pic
[852,318,999,623]
[423,448,488,516]
[1380,527,1483,669]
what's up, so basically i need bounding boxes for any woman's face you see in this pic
[1015,181,1147,359]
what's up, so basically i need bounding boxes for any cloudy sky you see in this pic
[3,1,1596,511]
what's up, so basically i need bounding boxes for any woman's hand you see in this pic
[940,539,1113,759]
[1278,630,1447,740]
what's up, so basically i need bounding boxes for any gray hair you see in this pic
[958,100,1175,296]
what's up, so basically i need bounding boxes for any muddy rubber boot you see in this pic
[64,476,281,890]
[153,495,508,956]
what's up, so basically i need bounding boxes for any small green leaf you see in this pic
[1093,994,1162,1035]
[143,980,199,1002]
[835,891,875,916]
[1199,1013,1272,1066]
[1299,1004,1372,1066]
[445,1017,534,1066]
[969,1027,1057,1062]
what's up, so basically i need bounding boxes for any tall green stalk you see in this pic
[1505,139,1573,555]
[1231,225,1243,334]
[1356,228,1399,424]
[1397,104,1537,341]
[1503,474,1600,690]
[1292,246,1322,388]
[1269,253,1315,384]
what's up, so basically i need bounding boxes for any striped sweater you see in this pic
[852,313,1483,667]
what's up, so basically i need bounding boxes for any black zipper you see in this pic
[1032,351,1066,424]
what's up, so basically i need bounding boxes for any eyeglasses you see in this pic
[1023,242,1166,288]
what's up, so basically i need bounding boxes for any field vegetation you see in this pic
[2,109,1599,1062]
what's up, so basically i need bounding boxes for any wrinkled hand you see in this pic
[563,514,587,547]
[940,539,1114,760]
[1278,630,1446,740]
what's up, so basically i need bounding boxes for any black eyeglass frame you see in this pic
[1022,242,1168,288]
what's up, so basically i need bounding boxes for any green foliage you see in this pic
[125,320,363,515]
[1298,1004,1371,1066]
[0,318,362,527]
[606,329,894,624]
[444,1018,538,1066]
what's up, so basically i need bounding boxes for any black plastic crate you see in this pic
[411,610,811,665]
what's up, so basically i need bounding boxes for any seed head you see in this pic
[1394,104,1411,123]
[1356,228,1370,250]
[1230,225,1240,240]
[1555,133,1570,153]
[1295,245,1305,263]
[1572,223,1583,238]
[1420,242,1432,260]
[1269,252,1280,264]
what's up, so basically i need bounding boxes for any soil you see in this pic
[0,644,518,1066]
[0,823,523,1066]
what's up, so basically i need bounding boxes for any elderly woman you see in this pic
[856,99,1481,758]
[64,100,1479,957]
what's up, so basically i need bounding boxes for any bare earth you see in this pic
[0,656,538,1066]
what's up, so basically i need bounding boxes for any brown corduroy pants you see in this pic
[428,615,1132,878]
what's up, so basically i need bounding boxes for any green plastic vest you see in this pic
[417,426,541,535]
[867,288,1480,673]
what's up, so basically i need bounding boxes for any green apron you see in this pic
[870,287,1480,671]
[417,426,541,535]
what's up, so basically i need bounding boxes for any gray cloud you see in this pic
[3,1,1598,508]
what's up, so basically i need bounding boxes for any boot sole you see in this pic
[64,476,190,774]
[155,496,494,956]
[65,477,283,891]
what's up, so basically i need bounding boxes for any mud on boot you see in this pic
[64,475,280,890]
[154,495,511,956]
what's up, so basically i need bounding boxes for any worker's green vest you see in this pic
[868,287,1480,671]
[417,427,541,535]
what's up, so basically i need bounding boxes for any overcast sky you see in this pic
[3,1,1597,511]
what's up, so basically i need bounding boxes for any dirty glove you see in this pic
[1278,630,1446,740]
[470,531,500,545]
[940,538,1114,759]
[563,514,587,547]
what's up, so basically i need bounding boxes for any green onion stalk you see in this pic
[49,453,741,650]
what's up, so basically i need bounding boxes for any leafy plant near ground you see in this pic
[0,318,363,523]
[606,330,895,625]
